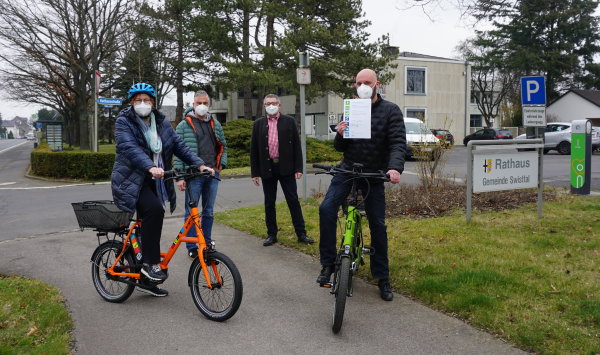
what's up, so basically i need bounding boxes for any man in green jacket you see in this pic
[174,90,228,258]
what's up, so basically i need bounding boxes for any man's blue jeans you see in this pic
[185,174,219,251]
[318,174,389,280]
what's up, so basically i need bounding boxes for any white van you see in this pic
[403,117,440,159]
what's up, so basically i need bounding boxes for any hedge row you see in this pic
[31,119,341,179]
[31,143,114,180]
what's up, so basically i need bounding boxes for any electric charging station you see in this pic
[570,119,592,195]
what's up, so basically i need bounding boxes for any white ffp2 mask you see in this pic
[265,105,279,115]
[134,102,152,117]
[195,104,209,117]
[356,84,374,99]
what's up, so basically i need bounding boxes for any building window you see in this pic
[471,91,480,104]
[470,114,482,127]
[406,108,426,121]
[406,66,426,94]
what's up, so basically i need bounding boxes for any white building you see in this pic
[210,50,474,142]
[546,89,600,126]
[1,116,32,138]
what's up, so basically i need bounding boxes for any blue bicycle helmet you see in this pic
[127,83,156,100]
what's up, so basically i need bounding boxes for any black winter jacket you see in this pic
[111,106,204,213]
[250,114,303,179]
[334,95,406,173]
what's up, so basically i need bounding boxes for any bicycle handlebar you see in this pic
[312,164,389,181]
[163,167,220,181]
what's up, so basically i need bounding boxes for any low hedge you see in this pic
[31,143,114,180]
[30,120,341,179]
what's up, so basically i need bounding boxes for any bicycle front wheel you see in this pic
[189,251,243,321]
[91,241,135,303]
[332,257,351,333]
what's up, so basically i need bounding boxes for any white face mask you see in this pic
[195,104,209,117]
[356,84,374,99]
[265,104,279,115]
[134,102,152,117]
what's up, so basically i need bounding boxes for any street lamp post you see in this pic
[297,52,311,200]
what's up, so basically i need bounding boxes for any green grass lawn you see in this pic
[215,195,600,354]
[0,274,72,354]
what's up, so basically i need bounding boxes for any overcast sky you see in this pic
[0,0,473,121]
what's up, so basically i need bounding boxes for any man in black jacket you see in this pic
[316,69,406,301]
[250,94,314,246]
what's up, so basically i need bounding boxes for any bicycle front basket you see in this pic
[72,200,132,231]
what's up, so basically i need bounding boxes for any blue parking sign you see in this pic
[521,76,546,105]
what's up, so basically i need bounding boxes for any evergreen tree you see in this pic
[191,0,395,120]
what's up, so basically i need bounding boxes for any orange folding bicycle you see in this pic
[72,169,242,321]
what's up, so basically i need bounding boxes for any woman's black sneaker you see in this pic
[141,264,167,282]
[137,285,168,297]
[188,248,198,259]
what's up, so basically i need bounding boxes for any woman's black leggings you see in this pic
[136,180,165,265]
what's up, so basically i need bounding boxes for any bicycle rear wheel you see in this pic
[189,251,243,321]
[332,257,351,333]
[91,241,135,303]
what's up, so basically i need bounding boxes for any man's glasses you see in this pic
[133,98,153,104]
[264,102,279,106]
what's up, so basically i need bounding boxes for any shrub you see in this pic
[221,119,341,168]
[31,143,114,180]
[222,119,253,169]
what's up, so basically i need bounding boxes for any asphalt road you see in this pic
[0,140,597,354]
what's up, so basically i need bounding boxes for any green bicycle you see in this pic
[314,163,389,333]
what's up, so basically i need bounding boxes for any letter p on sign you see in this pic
[521,76,546,106]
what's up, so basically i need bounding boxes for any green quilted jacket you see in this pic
[173,108,228,171]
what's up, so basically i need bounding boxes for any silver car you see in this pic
[516,122,572,155]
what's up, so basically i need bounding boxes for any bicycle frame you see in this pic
[105,173,221,289]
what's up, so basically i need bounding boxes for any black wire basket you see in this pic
[72,200,132,231]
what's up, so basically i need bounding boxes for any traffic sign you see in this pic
[522,106,546,127]
[296,68,311,85]
[521,76,546,105]
[98,97,122,106]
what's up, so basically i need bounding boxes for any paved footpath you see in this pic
[0,219,524,355]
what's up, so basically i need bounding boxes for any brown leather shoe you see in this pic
[263,235,277,246]
[297,233,314,244]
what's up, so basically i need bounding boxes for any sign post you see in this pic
[466,139,544,221]
[297,51,310,200]
[570,120,592,195]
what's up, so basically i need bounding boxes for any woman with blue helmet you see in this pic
[111,83,214,297]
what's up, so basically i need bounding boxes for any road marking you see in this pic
[0,181,110,190]
[0,140,30,154]
[0,182,16,186]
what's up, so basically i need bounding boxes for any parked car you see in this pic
[515,122,572,155]
[463,128,513,146]
[592,126,600,152]
[404,117,440,159]
[430,129,454,147]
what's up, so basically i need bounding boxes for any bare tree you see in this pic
[455,38,514,127]
[0,0,132,149]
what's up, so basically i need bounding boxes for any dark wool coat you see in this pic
[250,114,302,179]
[111,106,204,213]
[334,95,407,173]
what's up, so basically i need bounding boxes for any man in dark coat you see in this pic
[316,69,407,302]
[250,94,314,246]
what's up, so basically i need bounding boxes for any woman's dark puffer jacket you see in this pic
[111,106,204,213]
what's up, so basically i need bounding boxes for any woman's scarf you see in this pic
[135,112,169,208]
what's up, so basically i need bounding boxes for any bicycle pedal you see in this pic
[319,282,333,288]
[361,246,375,255]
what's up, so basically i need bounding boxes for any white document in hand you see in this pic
[342,99,371,139]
